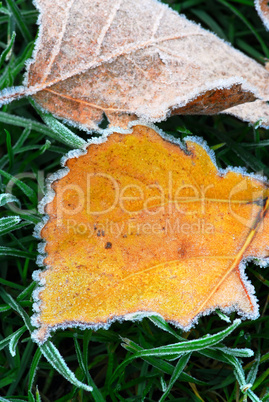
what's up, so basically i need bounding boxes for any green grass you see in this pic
[0,0,269,400]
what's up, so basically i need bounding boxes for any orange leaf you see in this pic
[33,124,269,343]
[1,0,269,130]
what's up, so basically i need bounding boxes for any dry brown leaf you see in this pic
[255,0,269,30]
[33,124,269,343]
[1,0,269,130]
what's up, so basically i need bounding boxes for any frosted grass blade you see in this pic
[0,289,93,393]
[159,353,191,402]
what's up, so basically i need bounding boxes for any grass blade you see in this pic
[9,325,27,357]
[0,31,15,68]
[31,101,87,148]
[0,333,13,352]
[0,288,33,331]
[74,336,105,400]
[0,169,36,203]
[28,347,41,392]
[110,339,206,387]
[247,389,262,402]
[0,216,20,235]
[0,246,36,259]
[148,315,185,340]
[0,193,20,207]
[122,319,242,357]
[5,129,14,168]
[5,0,32,42]
[214,346,254,358]
[159,353,191,402]
[0,289,93,393]
[40,342,93,393]
[247,355,260,384]
[217,0,269,57]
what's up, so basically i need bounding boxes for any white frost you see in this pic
[255,0,269,31]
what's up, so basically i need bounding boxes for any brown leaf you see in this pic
[1,0,269,130]
[33,124,269,343]
[255,0,269,30]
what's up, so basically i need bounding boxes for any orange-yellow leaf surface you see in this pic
[1,0,269,130]
[33,125,269,343]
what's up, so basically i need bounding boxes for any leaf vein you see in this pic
[151,7,166,39]
[26,33,206,96]
[41,0,76,84]
[94,0,123,59]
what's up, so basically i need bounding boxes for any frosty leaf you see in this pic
[0,0,269,129]
[222,99,269,127]
[255,0,269,30]
[33,124,269,343]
